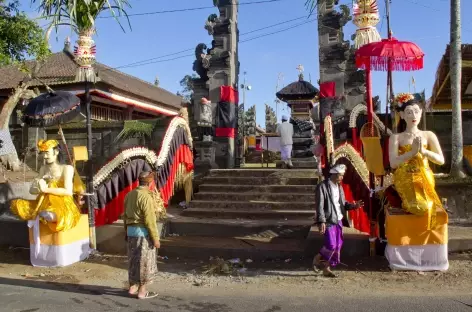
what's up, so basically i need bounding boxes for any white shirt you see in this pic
[329,180,343,221]
[276,121,294,146]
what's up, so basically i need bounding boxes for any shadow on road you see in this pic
[0,276,236,312]
[0,275,127,297]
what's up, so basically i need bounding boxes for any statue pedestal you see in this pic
[28,214,90,267]
[194,141,219,175]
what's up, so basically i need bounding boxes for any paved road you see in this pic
[0,277,471,312]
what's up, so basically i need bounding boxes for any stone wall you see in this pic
[436,180,472,224]
[425,112,472,173]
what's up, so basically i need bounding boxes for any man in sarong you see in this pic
[312,164,364,277]
[276,115,294,168]
[123,171,160,299]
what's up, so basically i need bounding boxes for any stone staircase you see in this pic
[275,157,318,169]
[92,168,370,260]
[162,169,324,260]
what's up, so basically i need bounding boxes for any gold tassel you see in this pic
[184,172,193,203]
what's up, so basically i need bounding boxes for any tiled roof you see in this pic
[0,50,182,109]
[430,44,472,107]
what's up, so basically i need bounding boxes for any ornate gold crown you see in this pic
[394,93,415,107]
[37,140,59,152]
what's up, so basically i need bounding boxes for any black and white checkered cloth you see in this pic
[290,117,313,133]
[0,130,16,157]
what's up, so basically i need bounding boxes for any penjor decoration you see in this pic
[352,0,381,48]
[74,29,97,83]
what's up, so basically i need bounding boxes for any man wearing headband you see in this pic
[312,164,364,277]
[276,115,294,168]
[123,170,160,299]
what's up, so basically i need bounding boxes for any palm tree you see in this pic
[449,0,466,178]
[305,0,317,15]
[31,0,131,81]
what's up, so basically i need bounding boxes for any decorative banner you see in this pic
[215,102,237,138]
[216,86,239,138]
[319,81,336,98]
[352,0,381,48]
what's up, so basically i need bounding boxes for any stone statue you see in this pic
[205,14,219,35]
[198,98,213,142]
[388,93,445,221]
[386,92,448,272]
[10,140,82,232]
[193,43,210,81]
[321,4,352,29]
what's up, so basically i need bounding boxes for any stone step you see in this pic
[276,161,317,169]
[168,216,313,239]
[160,229,370,261]
[160,236,307,261]
[189,200,314,211]
[203,176,319,186]
[181,208,314,219]
[198,184,316,193]
[292,162,316,168]
[208,169,319,178]
[193,192,316,202]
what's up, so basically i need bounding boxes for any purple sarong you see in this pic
[319,221,344,267]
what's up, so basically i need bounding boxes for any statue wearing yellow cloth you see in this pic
[388,93,446,227]
[11,140,82,232]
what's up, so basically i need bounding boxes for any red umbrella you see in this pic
[356,37,425,72]
[354,37,425,123]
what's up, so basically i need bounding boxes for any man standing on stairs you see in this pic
[276,115,294,169]
[312,164,364,277]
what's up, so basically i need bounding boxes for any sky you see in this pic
[19,0,472,127]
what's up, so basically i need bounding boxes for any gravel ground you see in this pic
[0,247,471,298]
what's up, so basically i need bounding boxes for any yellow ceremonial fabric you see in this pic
[361,137,385,175]
[385,207,448,246]
[73,168,86,195]
[464,146,472,166]
[247,136,256,148]
[28,214,89,246]
[11,178,81,232]
[393,144,444,228]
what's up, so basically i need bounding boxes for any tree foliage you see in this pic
[305,0,317,15]
[31,0,132,33]
[178,74,197,103]
[0,0,50,65]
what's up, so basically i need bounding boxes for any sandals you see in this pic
[323,270,338,278]
[138,291,159,300]
[312,258,327,273]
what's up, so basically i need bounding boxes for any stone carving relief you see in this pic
[320,4,352,29]
[193,43,210,81]
[205,14,219,35]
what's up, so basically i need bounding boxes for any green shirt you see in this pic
[123,186,159,243]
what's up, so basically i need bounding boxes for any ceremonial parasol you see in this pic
[22,90,83,163]
[22,91,82,128]
[355,37,425,123]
